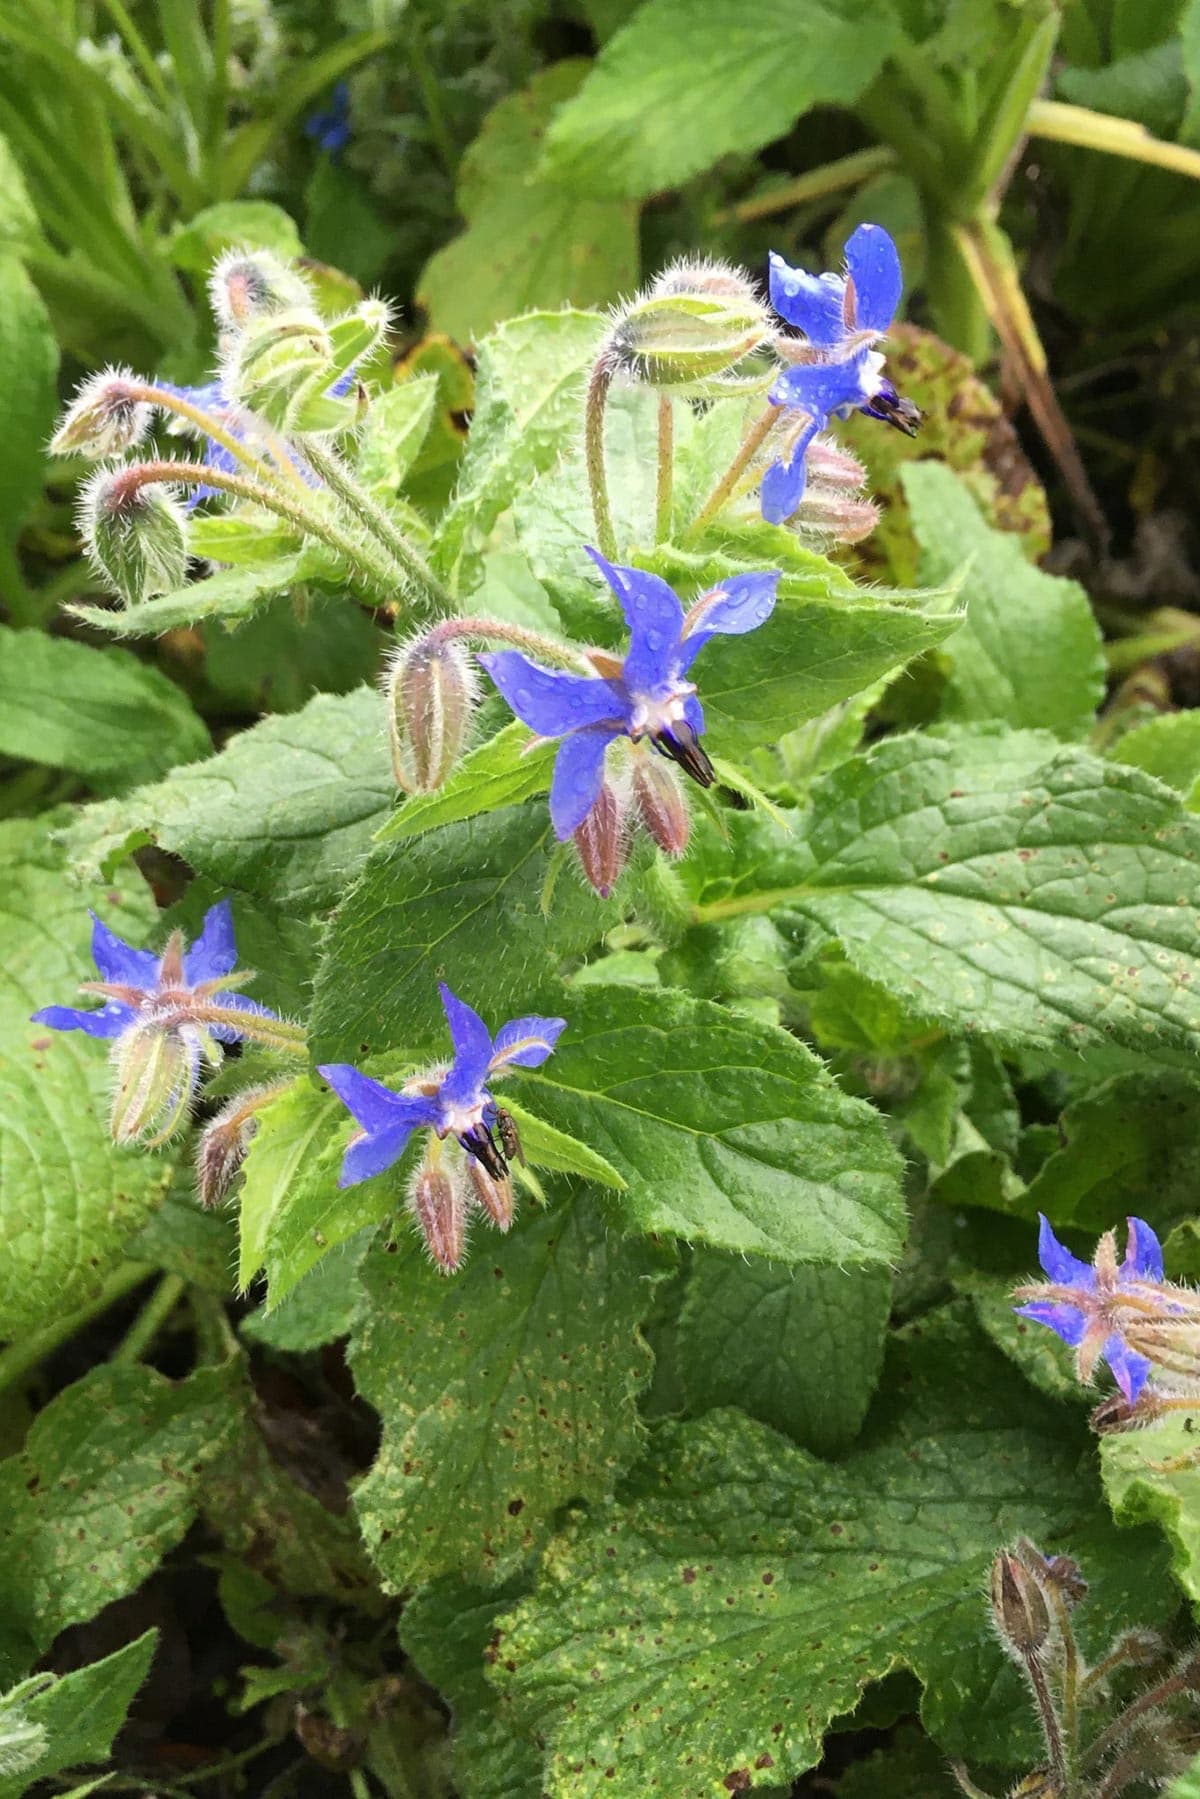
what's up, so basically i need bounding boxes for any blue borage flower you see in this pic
[1014,1213,1167,1404]
[32,900,284,1145]
[762,223,919,525]
[305,80,352,157]
[318,985,566,1271]
[478,550,779,886]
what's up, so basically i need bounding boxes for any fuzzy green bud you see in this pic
[208,248,316,331]
[111,1023,200,1146]
[227,306,332,428]
[80,467,189,606]
[605,260,773,394]
[385,632,477,793]
[50,367,152,459]
[289,299,392,433]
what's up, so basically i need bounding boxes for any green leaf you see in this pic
[0,627,209,789]
[1109,708,1200,806]
[833,1723,960,1799]
[677,1253,892,1456]
[401,1577,543,1799]
[200,1372,377,1609]
[310,801,617,1066]
[350,1193,669,1589]
[674,559,965,763]
[376,723,556,843]
[418,65,637,347]
[499,1098,626,1190]
[169,199,303,274]
[241,1228,370,1352]
[0,134,40,253]
[0,1363,237,1650]
[0,1632,157,1799]
[685,728,1200,1065]
[0,254,57,550]
[903,463,1104,739]
[64,686,393,911]
[1023,1072,1200,1234]
[198,591,382,717]
[356,377,439,495]
[69,554,307,637]
[492,1309,1173,1796]
[541,0,900,199]
[1102,1414,1200,1613]
[433,309,605,600]
[1,819,173,1337]
[511,985,904,1266]
[237,1076,368,1302]
[126,1173,237,1294]
[1170,1753,1200,1799]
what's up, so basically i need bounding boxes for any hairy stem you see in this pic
[129,380,302,492]
[585,357,618,559]
[302,439,451,612]
[655,393,675,542]
[1083,1671,1188,1771]
[1023,1652,1068,1793]
[688,406,780,536]
[428,614,594,672]
[115,460,406,602]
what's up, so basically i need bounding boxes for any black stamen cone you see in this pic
[459,1122,507,1181]
[654,720,715,789]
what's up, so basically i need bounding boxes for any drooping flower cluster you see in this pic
[32,901,302,1146]
[478,549,779,894]
[1014,1213,1200,1425]
[318,985,566,1272]
[762,222,920,524]
[50,249,388,603]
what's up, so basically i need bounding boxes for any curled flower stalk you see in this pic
[32,901,305,1147]
[478,550,779,895]
[51,248,447,614]
[1013,1214,1200,1426]
[318,984,566,1273]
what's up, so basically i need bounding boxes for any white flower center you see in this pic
[627,682,695,741]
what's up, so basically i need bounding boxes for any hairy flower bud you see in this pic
[604,259,772,394]
[290,300,392,433]
[111,1023,199,1146]
[632,751,690,858]
[80,467,189,605]
[196,1082,285,1208]
[227,307,333,428]
[51,367,153,459]
[410,1153,467,1274]
[574,776,627,899]
[990,1550,1051,1662]
[208,248,315,331]
[466,1155,514,1232]
[385,632,477,793]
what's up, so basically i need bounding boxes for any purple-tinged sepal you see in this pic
[385,630,478,793]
